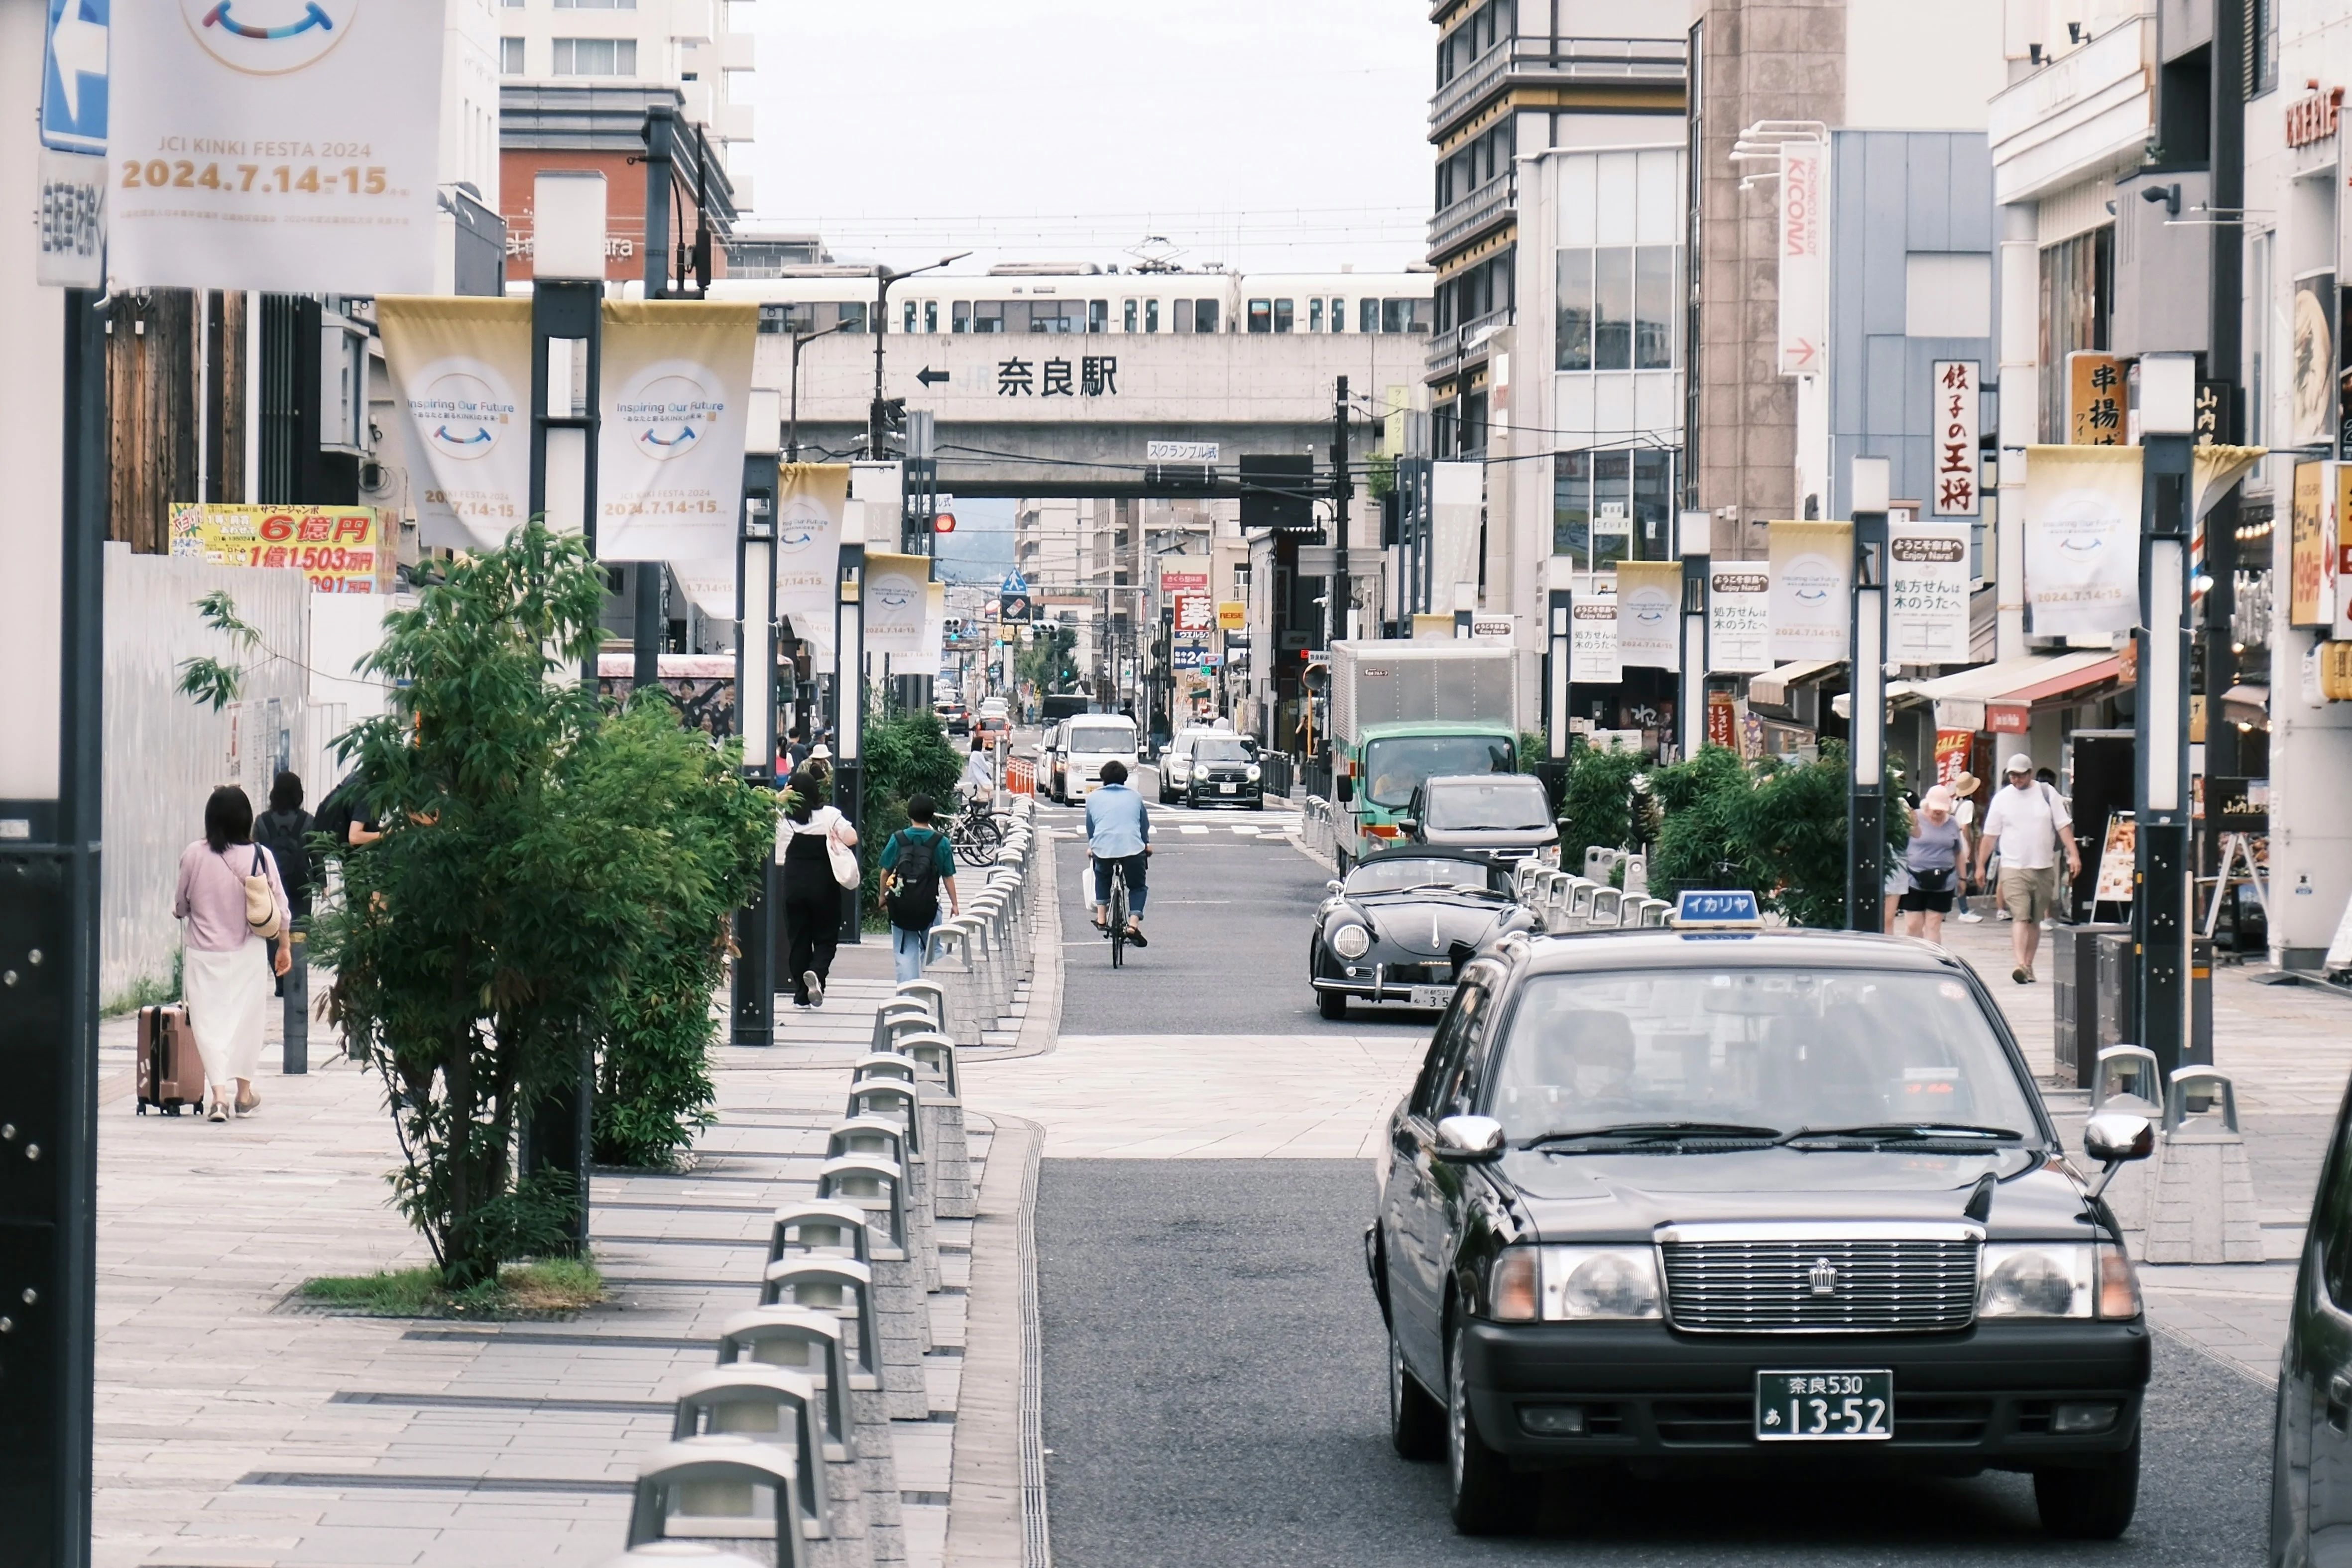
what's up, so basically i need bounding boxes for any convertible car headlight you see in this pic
[1977,1243,2100,1319]
[1330,922,1372,959]
[1541,1246,1662,1321]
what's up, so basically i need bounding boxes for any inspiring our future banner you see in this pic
[376,297,533,553]
[111,1,443,293]
[774,465,849,662]
[597,302,759,564]
[861,552,932,658]
[1766,521,1850,662]
[1614,560,1680,671]
[2024,445,2141,637]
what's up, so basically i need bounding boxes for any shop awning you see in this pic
[1889,649,2125,734]
[1748,658,1844,713]
[2219,683,2270,728]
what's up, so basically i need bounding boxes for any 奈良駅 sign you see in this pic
[110,1,444,293]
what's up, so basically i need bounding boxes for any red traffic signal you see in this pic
[933,512,957,533]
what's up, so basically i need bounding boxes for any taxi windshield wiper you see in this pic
[1524,1121,1783,1150]
[1772,1122,2023,1146]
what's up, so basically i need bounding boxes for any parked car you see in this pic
[1406,773,1560,865]
[1308,849,1538,1021]
[1160,727,1263,808]
[2273,1067,2352,1563]
[1370,921,2154,1539]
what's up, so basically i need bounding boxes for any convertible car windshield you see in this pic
[1486,967,2038,1143]
[1345,858,1503,896]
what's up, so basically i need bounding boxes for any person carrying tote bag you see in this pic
[172,785,292,1122]
[776,759,858,1009]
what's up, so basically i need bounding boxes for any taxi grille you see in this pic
[1661,1238,1979,1332]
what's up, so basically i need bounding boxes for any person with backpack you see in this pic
[252,771,315,998]
[880,793,961,983]
[1972,753,2082,985]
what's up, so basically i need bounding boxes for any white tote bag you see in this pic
[824,816,860,889]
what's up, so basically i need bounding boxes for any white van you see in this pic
[1057,714,1140,802]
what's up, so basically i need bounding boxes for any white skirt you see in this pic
[183,936,271,1088]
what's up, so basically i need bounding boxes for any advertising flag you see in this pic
[2023,445,2141,637]
[1174,594,1215,634]
[1887,519,1973,663]
[862,552,931,656]
[1614,561,1680,671]
[1569,595,1621,685]
[775,464,848,662]
[1766,521,1850,661]
[597,302,758,563]
[1708,566,1772,674]
[110,0,442,292]
[377,297,533,552]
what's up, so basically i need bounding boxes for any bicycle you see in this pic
[948,791,1005,868]
[1106,857,1130,969]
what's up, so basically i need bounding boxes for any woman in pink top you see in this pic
[173,786,292,1122]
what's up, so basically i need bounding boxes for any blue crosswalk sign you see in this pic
[1001,570,1030,594]
[41,0,109,155]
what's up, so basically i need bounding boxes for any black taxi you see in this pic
[1367,899,2157,1538]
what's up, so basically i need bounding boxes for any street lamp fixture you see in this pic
[787,318,852,462]
[1677,509,1711,759]
[871,251,973,459]
[2136,353,2197,1081]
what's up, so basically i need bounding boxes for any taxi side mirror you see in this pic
[1434,1115,1506,1163]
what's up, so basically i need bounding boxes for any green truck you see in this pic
[1327,639,1534,869]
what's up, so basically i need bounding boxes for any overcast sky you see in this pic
[734,0,1432,277]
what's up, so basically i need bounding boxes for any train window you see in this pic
[1147,299,1161,333]
[1309,299,1323,332]
[1273,299,1294,333]
[837,301,869,334]
[972,302,1004,334]
[903,301,918,334]
[1383,298,1424,334]
[1123,300,1138,332]
[925,300,939,334]
[1195,300,1219,333]
[1330,297,1346,333]
[1248,300,1272,334]
[1089,300,1108,334]
[953,302,971,333]
[1173,300,1190,334]
[1360,298,1380,334]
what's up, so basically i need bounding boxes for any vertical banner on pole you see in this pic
[2023,445,2143,636]
[1708,567,1773,673]
[1767,520,1851,661]
[1776,139,1826,376]
[1569,593,1621,685]
[775,464,850,662]
[110,1,443,292]
[378,297,535,551]
[862,552,930,656]
[919,581,947,673]
[1616,560,1681,670]
[597,302,759,563]
[1888,518,1974,662]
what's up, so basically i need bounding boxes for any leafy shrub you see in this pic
[1557,743,1643,867]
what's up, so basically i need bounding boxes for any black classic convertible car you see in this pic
[1308,848,1541,1021]
[1368,924,2156,1539]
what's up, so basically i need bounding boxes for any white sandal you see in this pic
[207,1090,230,1123]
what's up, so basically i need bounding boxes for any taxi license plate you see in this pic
[1756,1370,1892,1442]
[1408,983,1453,1008]
[1220,781,1237,793]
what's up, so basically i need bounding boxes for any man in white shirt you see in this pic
[1971,753,2081,985]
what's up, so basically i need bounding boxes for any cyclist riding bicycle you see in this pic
[1084,758,1151,948]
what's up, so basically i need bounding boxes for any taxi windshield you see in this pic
[1486,967,2037,1144]
[1345,857,1501,895]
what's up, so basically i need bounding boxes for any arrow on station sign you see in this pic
[917,367,950,387]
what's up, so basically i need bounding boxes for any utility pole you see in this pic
[1329,375,1350,650]
[1847,458,1891,932]
[2137,355,2198,1083]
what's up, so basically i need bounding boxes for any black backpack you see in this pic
[252,808,314,911]
[885,828,944,932]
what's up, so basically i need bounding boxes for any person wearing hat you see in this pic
[1972,753,2080,984]
[1949,771,1984,922]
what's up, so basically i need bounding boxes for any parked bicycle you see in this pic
[948,790,1006,868]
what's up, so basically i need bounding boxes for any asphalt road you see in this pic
[1032,786,2274,1566]
[1037,1159,2270,1568]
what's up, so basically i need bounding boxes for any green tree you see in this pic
[1644,743,1761,899]
[1557,743,1643,866]
[853,708,964,919]
[1730,743,1910,928]
[316,521,773,1286]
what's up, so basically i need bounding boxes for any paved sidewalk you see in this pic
[91,941,1022,1568]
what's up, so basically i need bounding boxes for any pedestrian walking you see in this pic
[1950,771,1985,922]
[777,765,856,1008]
[251,770,316,998]
[1971,753,2081,984]
[880,793,960,983]
[959,732,995,804]
[172,785,292,1122]
[1899,785,1964,946]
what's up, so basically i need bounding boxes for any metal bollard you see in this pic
[715,1309,901,1568]
[666,1367,846,1567]
[281,918,309,1074]
[867,999,932,1053]
[768,1201,874,1269]
[625,1442,811,1567]
[2142,1066,2263,1264]
[892,979,949,1032]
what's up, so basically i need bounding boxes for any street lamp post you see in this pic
[786,319,851,462]
[1847,457,1891,933]
[2137,354,2198,1081]
[869,252,971,459]
[1677,510,1711,760]
[834,482,877,943]
[732,389,781,1045]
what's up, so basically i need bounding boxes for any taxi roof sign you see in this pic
[1673,889,1763,930]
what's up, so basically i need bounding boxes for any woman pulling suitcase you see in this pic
[172,786,292,1122]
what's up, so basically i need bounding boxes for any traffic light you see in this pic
[933,512,956,533]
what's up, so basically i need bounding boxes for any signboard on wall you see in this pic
[2067,353,2124,446]
[2290,459,2333,628]
[2294,275,2338,449]
[1930,361,1982,516]
[168,503,391,594]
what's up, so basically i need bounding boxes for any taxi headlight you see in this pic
[1541,1246,1662,1321]
[1977,1243,2099,1319]
[1245,763,1262,781]
[1330,922,1372,959]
